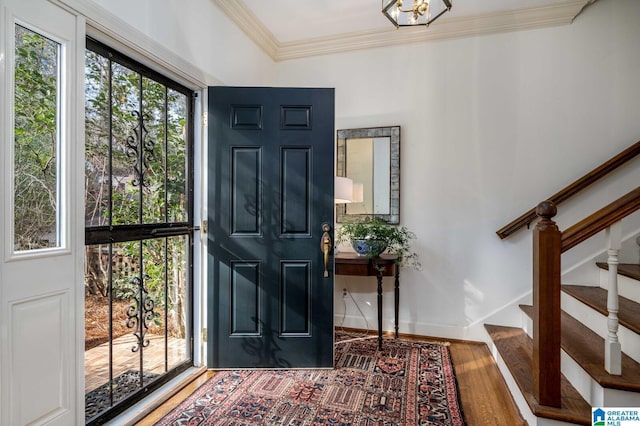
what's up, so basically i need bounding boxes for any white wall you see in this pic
[86,0,640,341]
[273,0,640,340]
[91,0,275,86]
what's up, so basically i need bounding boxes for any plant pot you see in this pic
[351,239,387,256]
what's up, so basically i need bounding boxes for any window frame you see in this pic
[9,19,69,259]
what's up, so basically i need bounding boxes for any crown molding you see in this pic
[211,0,278,60]
[213,0,592,62]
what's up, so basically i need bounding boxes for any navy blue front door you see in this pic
[207,87,335,368]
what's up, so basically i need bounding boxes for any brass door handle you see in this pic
[320,223,332,277]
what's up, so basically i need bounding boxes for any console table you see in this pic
[334,252,399,350]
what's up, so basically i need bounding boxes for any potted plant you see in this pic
[336,217,421,269]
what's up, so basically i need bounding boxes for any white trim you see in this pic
[5,15,71,259]
[464,290,532,329]
[336,289,532,343]
[213,0,592,61]
[0,11,6,422]
[194,89,208,367]
[49,0,220,89]
[71,13,86,424]
[1,7,15,264]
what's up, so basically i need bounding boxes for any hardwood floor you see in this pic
[449,340,526,425]
[134,332,525,426]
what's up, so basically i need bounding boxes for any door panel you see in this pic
[230,261,261,336]
[282,148,311,235]
[208,87,334,368]
[0,1,82,424]
[231,147,261,235]
[280,261,311,335]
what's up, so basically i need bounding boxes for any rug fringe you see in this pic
[402,339,451,347]
[336,334,451,347]
[334,335,377,345]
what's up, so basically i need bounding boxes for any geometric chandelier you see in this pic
[382,0,452,28]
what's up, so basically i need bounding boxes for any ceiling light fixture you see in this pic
[382,0,452,28]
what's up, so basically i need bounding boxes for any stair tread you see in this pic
[484,324,591,425]
[520,305,640,392]
[596,262,640,281]
[562,284,640,335]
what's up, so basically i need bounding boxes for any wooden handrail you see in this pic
[497,140,640,239]
[561,186,640,252]
[531,189,640,407]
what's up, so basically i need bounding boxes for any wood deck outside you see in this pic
[85,333,188,393]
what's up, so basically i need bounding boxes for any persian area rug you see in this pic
[156,333,465,425]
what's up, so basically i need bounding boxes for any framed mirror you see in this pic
[336,126,400,224]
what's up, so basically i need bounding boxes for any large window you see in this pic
[83,38,194,425]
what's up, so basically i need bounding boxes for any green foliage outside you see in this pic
[14,27,191,414]
[14,26,59,250]
[83,48,190,338]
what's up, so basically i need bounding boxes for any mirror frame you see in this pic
[336,125,400,224]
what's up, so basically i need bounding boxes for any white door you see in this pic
[0,0,84,424]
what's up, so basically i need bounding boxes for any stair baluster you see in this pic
[605,222,622,375]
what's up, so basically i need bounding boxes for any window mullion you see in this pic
[108,59,114,228]
[137,74,144,224]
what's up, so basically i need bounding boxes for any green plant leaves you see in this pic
[337,217,421,269]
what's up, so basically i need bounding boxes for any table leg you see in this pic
[377,271,383,350]
[394,267,399,339]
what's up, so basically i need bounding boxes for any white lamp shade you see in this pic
[351,182,364,203]
[335,176,353,203]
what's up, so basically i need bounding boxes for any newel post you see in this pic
[533,201,562,407]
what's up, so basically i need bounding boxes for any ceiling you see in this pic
[213,0,596,61]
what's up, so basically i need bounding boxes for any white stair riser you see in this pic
[522,312,640,406]
[489,335,592,426]
[599,269,640,304]
[537,418,584,426]
[562,350,640,406]
[485,335,580,426]
[522,311,533,338]
[561,350,600,405]
[561,292,640,364]
[600,388,640,406]
[521,314,604,404]
[486,338,538,426]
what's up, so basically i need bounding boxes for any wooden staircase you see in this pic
[488,141,640,425]
[484,324,592,425]
[486,263,640,425]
